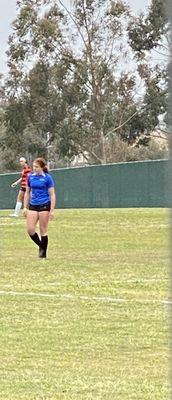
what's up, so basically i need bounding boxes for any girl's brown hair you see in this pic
[34,157,48,172]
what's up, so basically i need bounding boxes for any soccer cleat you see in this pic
[39,247,47,258]
[9,214,19,217]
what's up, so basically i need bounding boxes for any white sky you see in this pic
[0,0,150,75]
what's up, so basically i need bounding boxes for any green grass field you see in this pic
[0,208,169,399]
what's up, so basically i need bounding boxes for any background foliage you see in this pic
[0,0,168,171]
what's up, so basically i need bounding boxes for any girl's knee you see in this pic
[27,227,35,236]
[18,192,24,202]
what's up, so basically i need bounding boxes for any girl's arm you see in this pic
[23,187,31,217]
[49,187,56,218]
[11,177,22,187]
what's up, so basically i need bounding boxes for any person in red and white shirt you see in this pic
[10,157,31,217]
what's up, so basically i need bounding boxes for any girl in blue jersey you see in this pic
[23,157,56,258]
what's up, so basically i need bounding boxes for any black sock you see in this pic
[41,235,48,251]
[39,235,48,258]
[29,232,41,247]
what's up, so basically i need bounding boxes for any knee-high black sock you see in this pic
[39,235,48,258]
[29,232,41,247]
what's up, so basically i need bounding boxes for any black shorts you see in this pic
[20,187,26,192]
[29,202,51,212]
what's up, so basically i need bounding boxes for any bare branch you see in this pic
[57,0,88,50]
[153,48,169,58]
[78,143,103,164]
[106,37,115,67]
[86,148,103,164]
[152,128,169,140]
[105,111,138,138]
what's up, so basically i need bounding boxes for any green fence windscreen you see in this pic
[0,160,168,209]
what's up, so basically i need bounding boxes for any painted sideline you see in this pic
[0,290,170,305]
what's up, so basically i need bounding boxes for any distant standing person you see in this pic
[10,157,31,217]
[23,157,56,258]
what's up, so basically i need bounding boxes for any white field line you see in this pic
[0,290,170,305]
[0,223,22,226]
[34,278,167,289]
[67,278,168,284]
[0,221,23,227]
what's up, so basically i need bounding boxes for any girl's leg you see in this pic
[38,211,50,258]
[18,190,25,203]
[26,210,41,247]
[11,190,25,217]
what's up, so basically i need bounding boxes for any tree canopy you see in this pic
[0,0,168,170]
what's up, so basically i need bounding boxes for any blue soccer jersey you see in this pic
[27,172,54,205]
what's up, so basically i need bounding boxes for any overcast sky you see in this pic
[0,0,150,75]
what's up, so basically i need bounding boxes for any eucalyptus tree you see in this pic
[128,0,168,141]
[4,0,165,167]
